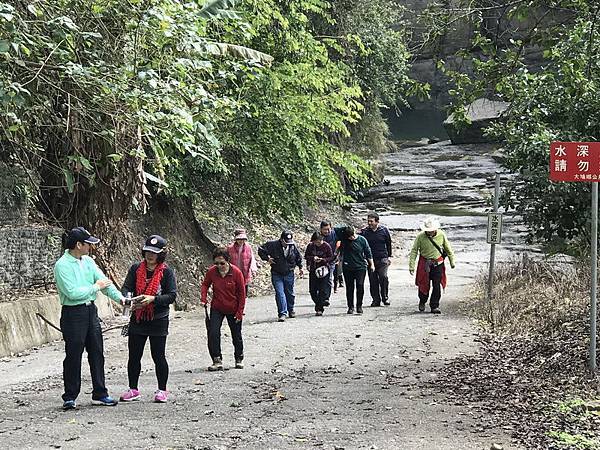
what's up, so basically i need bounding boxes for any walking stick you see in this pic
[36,312,62,333]
[204,304,211,352]
[36,312,124,335]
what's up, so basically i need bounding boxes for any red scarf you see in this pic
[134,260,166,322]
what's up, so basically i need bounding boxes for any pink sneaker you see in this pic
[154,390,168,403]
[120,388,140,402]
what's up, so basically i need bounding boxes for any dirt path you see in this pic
[0,236,521,450]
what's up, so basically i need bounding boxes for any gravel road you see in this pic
[0,239,521,450]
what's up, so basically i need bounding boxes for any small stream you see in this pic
[354,111,534,277]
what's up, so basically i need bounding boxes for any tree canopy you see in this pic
[430,0,600,247]
[0,0,417,230]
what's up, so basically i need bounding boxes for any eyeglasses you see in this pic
[214,261,227,266]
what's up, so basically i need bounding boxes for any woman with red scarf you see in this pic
[119,235,177,403]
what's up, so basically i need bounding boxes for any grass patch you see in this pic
[547,430,600,450]
[470,254,585,335]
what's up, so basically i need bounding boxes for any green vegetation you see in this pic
[428,1,600,246]
[548,431,599,450]
[0,0,418,230]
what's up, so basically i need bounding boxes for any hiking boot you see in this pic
[91,396,118,406]
[347,308,354,314]
[278,314,286,322]
[154,390,168,403]
[120,388,141,402]
[356,306,363,314]
[208,357,223,371]
[62,400,77,411]
[235,359,244,369]
[431,308,441,314]
[315,311,323,316]
[418,301,426,312]
[288,311,296,318]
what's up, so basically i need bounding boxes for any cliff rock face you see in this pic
[400,1,561,109]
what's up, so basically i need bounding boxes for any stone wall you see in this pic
[0,162,63,294]
[0,163,28,226]
[0,226,63,293]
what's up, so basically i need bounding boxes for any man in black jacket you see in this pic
[360,213,392,307]
[258,231,304,321]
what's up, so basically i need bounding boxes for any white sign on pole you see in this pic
[487,213,503,244]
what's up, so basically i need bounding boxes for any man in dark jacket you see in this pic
[258,230,304,321]
[360,213,393,307]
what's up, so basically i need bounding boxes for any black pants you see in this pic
[343,269,366,309]
[208,309,243,361]
[309,271,331,312]
[334,263,344,290]
[127,334,168,391]
[368,258,390,305]
[418,263,444,309]
[60,303,107,401]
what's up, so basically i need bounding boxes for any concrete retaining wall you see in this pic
[0,293,116,357]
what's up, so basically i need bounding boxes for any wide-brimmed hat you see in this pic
[234,228,248,240]
[420,217,440,232]
[143,235,167,253]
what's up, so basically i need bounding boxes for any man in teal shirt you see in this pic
[54,227,124,410]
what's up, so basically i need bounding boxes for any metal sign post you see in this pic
[487,172,501,329]
[550,141,599,372]
[591,182,598,372]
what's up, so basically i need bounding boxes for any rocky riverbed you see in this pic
[353,140,536,277]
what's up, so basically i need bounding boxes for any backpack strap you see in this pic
[426,234,447,259]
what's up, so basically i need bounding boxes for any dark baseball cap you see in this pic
[143,235,167,253]
[280,230,295,245]
[69,226,100,245]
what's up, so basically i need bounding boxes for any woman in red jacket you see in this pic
[201,247,246,371]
